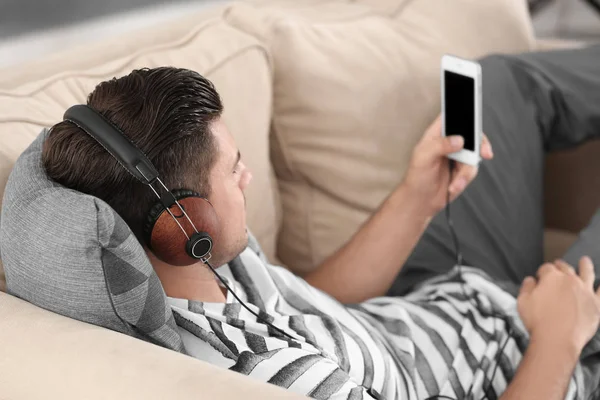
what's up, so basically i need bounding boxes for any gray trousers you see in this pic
[387,44,600,398]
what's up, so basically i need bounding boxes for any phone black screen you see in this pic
[444,71,475,151]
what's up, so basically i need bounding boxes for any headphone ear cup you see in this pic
[144,190,219,266]
[143,189,197,244]
[186,231,213,260]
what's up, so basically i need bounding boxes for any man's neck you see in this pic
[146,251,227,303]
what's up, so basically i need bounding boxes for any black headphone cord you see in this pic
[203,160,511,400]
[205,259,386,400]
[425,159,512,400]
[204,260,298,342]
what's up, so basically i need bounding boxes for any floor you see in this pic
[0,0,598,70]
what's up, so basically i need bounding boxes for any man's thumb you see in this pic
[443,135,464,155]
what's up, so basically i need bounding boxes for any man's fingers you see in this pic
[537,263,558,280]
[554,259,576,276]
[519,276,536,297]
[579,256,595,289]
[449,163,478,194]
[442,135,464,155]
[425,134,462,163]
[441,133,493,161]
[481,133,494,159]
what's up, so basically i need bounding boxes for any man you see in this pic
[41,45,600,399]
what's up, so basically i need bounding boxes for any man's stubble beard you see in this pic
[214,229,248,268]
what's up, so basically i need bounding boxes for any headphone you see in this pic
[63,104,219,266]
[63,103,304,348]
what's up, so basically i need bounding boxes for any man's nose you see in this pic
[242,170,252,189]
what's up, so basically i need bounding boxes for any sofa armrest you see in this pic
[544,228,578,262]
[544,140,600,233]
[536,38,599,234]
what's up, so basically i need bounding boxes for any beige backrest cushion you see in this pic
[0,7,281,280]
[0,291,306,400]
[227,0,535,274]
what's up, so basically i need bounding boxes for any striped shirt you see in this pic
[168,235,585,399]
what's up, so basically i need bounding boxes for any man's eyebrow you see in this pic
[232,150,241,171]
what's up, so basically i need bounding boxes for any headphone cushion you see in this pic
[143,189,203,248]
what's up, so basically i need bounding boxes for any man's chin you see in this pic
[238,232,249,256]
[213,234,249,267]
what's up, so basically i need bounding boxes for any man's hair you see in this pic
[42,67,223,244]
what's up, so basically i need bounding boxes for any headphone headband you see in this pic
[63,105,159,185]
[62,104,216,263]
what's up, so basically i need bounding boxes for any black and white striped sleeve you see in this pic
[229,347,378,400]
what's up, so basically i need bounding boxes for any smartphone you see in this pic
[441,55,482,166]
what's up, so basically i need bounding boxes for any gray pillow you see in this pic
[0,129,185,353]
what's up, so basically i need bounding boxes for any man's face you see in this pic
[206,118,252,266]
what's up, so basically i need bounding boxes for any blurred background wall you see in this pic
[0,0,599,69]
[0,0,225,69]
[533,0,600,38]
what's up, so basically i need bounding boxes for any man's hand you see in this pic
[518,257,600,353]
[402,115,494,217]
[502,257,600,400]
[305,115,494,303]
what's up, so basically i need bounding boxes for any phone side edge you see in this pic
[441,59,447,138]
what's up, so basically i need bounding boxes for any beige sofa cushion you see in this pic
[226,0,536,274]
[0,291,306,400]
[0,8,280,271]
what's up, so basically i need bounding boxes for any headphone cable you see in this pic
[204,160,510,400]
[204,260,298,342]
[445,161,464,268]
[426,159,512,400]
[204,260,386,400]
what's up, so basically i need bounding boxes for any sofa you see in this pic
[0,0,598,398]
